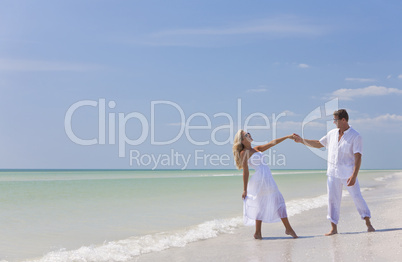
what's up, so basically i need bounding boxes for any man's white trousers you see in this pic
[327,176,371,224]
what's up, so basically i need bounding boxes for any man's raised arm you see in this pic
[293,133,324,148]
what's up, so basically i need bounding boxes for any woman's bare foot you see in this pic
[285,229,298,238]
[281,218,298,238]
[254,233,262,239]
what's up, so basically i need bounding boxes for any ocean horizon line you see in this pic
[0,168,400,172]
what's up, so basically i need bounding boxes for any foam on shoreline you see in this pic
[22,191,340,262]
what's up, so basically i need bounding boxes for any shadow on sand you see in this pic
[261,235,318,240]
[341,227,402,235]
[260,228,402,240]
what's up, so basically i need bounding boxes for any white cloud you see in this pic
[353,114,402,130]
[330,86,402,100]
[0,59,103,72]
[247,88,267,93]
[275,120,325,130]
[398,74,402,79]
[345,77,376,82]
[154,17,324,37]
[275,121,302,130]
[355,114,402,123]
[387,75,392,79]
[275,114,402,132]
[298,63,309,69]
[131,16,327,47]
[282,110,298,116]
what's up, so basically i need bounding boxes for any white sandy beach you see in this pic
[136,172,402,262]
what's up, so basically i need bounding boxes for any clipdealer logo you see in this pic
[64,98,338,169]
[64,99,291,169]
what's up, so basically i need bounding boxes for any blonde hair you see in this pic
[232,129,245,169]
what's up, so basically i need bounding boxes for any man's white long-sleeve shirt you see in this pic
[319,127,363,179]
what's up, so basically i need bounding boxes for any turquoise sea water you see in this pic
[0,169,399,262]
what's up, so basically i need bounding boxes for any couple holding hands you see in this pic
[232,109,375,239]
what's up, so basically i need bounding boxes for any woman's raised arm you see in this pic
[254,135,293,152]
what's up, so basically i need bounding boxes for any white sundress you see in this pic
[243,151,288,225]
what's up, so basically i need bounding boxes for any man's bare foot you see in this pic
[324,230,338,236]
[367,225,375,232]
[364,217,375,232]
[254,233,262,239]
[285,229,298,238]
[325,222,338,236]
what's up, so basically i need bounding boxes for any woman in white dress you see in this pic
[233,130,298,239]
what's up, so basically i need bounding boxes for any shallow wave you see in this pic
[24,217,243,262]
[211,174,241,177]
[286,194,328,217]
[22,190,349,262]
[374,174,394,181]
[272,170,326,176]
[286,187,372,217]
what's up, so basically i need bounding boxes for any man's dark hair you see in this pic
[333,109,349,121]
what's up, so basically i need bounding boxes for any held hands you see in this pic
[292,133,302,143]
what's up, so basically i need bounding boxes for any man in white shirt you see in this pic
[294,109,375,235]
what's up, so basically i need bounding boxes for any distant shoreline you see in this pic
[1,168,400,172]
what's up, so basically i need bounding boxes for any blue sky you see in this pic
[1,0,401,169]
